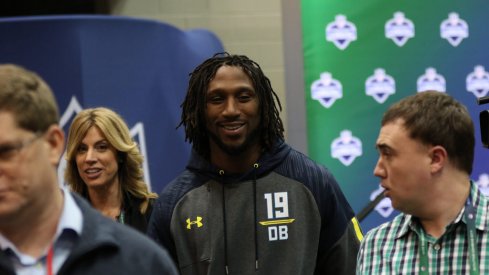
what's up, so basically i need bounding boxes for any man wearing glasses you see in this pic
[0,64,177,274]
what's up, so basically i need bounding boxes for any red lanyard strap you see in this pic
[46,245,54,275]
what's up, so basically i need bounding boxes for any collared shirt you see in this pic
[0,188,83,275]
[357,182,489,274]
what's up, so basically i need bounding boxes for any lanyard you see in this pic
[46,245,54,275]
[418,195,479,275]
[118,209,125,224]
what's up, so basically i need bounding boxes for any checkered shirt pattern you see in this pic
[357,182,489,274]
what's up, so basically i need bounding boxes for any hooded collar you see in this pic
[187,139,291,183]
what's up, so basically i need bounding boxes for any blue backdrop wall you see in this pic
[0,15,224,193]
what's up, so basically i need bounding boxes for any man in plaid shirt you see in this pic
[357,91,489,274]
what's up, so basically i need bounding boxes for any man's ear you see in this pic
[44,124,65,166]
[429,145,447,173]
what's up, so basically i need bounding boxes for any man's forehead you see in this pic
[0,112,23,137]
[376,120,409,145]
[0,111,17,124]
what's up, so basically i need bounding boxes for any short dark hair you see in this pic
[179,53,284,157]
[382,91,474,174]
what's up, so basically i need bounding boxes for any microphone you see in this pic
[477,96,489,105]
[478,96,489,148]
[356,190,386,222]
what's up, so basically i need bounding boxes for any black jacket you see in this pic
[0,193,177,275]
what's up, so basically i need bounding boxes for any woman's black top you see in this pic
[117,191,154,233]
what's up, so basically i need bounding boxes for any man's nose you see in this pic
[223,98,239,116]
[373,158,385,178]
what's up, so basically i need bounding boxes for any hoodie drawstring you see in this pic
[252,163,259,270]
[220,163,260,274]
[219,169,230,275]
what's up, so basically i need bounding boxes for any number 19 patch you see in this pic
[260,192,295,241]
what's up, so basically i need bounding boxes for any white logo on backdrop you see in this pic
[331,130,362,166]
[57,96,152,190]
[325,14,357,50]
[417,67,446,92]
[365,68,396,103]
[385,11,415,47]
[311,72,343,108]
[475,174,489,196]
[440,12,469,47]
[370,185,394,218]
[466,65,489,98]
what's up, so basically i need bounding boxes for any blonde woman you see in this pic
[65,107,157,233]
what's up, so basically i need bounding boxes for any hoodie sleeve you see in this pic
[314,170,363,274]
[147,170,202,266]
[147,194,178,263]
[315,218,362,274]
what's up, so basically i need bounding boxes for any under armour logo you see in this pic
[186,216,203,229]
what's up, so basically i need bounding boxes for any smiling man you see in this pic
[357,91,489,274]
[147,53,362,275]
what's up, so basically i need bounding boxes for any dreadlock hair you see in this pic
[178,52,284,158]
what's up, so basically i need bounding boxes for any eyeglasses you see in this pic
[0,132,42,163]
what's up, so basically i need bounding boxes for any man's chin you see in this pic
[209,129,261,157]
[219,143,247,156]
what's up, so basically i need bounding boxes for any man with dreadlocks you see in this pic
[147,53,362,274]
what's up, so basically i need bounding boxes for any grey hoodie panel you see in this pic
[170,172,321,275]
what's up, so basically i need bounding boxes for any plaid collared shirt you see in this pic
[357,182,489,274]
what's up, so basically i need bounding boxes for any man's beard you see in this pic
[208,127,261,156]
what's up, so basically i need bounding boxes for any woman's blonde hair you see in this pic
[64,107,157,213]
